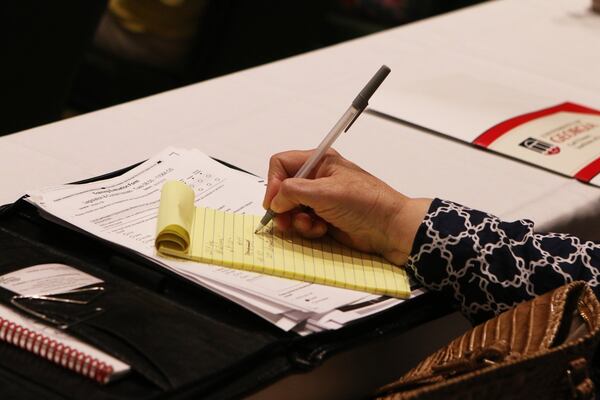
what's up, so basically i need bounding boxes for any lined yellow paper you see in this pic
[156,181,410,298]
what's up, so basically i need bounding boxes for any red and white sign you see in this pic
[473,103,600,185]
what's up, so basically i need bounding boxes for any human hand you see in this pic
[262,149,432,265]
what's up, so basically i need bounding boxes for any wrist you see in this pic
[382,197,432,265]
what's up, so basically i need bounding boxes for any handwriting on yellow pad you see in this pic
[155,181,410,298]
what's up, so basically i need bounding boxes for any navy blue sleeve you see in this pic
[406,198,600,324]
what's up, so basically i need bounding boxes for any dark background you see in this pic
[0,0,485,136]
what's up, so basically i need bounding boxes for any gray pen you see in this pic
[254,65,391,234]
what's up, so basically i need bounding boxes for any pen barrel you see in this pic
[294,106,359,179]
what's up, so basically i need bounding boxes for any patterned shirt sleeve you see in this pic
[406,198,600,324]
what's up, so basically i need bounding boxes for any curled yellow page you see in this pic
[156,182,410,298]
[155,180,195,252]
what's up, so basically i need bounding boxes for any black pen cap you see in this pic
[351,65,391,111]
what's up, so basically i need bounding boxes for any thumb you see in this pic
[270,177,331,213]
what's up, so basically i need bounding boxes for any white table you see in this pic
[3,1,599,241]
[1,0,599,397]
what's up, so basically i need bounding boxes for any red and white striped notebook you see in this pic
[0,303,129,384]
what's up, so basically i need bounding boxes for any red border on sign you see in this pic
[473,102,600,147]
[575,157,600,182]
[473,102,600,183]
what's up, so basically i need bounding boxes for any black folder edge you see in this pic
[0,158,455,399]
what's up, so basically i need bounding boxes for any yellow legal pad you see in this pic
[155,181,410,298]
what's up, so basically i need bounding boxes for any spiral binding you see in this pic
[0,316,114,384]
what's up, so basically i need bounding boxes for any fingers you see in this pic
[273,213,292,232]
[263,150,314,209]
[262,149,342,209]
[270,177,330,214]
[275,211,328,239]
[292,212,328,238]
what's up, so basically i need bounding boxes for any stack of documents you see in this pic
[26,148,419,334]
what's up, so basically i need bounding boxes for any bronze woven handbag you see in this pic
[376,281,600,400]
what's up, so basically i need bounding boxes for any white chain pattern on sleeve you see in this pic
[406,199,600,323]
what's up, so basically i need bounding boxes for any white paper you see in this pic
[0,264,102,296]
[372,53,600,144]
[367,9,600,145]
[26,148,398,329]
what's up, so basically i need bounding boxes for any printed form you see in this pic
[27,148,410,332]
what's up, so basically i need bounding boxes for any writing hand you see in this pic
[263,149,432,265]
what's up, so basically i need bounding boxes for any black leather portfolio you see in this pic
[0,161,451,399]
